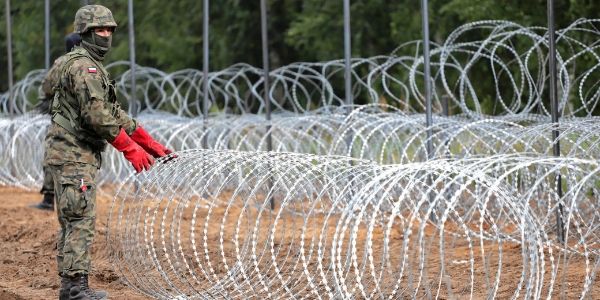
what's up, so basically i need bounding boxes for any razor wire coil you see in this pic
[0,19,599,299]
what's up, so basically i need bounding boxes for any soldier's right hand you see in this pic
[110,128,154,173]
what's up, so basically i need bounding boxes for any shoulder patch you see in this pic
[69,58,93,74]
[85,77,105,100]
[88,67,97,73]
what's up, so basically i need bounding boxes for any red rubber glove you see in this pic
[110,128,154,173]
[130,126,173,158]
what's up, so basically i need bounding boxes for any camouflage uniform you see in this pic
[39,55,70,198]
[49,6,167,299]
[44,6,136,279]
[34,33,82,212]
[40,168,55,196]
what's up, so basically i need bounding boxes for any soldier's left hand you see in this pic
[130,126,174,158]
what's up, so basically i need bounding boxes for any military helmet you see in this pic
[73,5,117,34]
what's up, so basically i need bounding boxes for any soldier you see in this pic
[32,33,82,211]
[44,5,173,300]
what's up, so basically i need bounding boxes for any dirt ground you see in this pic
[0,186,598,299]
[0,186,148,300]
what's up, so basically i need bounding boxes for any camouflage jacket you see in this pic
[44,46,136,167]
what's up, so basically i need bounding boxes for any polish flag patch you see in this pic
[87,67,97,73]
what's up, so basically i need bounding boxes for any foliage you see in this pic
[0,0,599,115]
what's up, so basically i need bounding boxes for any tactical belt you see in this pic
[51,111,105,166]
[52,111,107,151]
[52,112,78,136]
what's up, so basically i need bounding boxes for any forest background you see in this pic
[0,0,598,114]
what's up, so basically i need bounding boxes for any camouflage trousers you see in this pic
[40,123,54,195]
[48,163,98,277]
[40,167,55,195]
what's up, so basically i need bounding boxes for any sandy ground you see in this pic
[0,186,598,299]
[0,186,148,300]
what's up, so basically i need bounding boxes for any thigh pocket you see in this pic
[55,163,97,219]
[59,185,88,218]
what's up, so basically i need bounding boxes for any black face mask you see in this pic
[81,31,112,61]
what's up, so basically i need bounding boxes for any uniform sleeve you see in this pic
[69,59,125,142]
[113,103,138,135]
[40,57,64,99]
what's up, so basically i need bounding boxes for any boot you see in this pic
[31,193,54,211]
[60,275,107,300]
[59,276,71,300]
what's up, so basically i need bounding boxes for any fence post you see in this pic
[546,0,565,244]
[260,0,275,210]
[421,0,437,222]
[44,0,50,69]
[202,0,210,148]
[343,0,352,107]
[127,0,137,116]
[5,0,14,115]
[421,0,433,159]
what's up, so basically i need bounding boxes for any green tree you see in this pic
[1,0,599,115]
